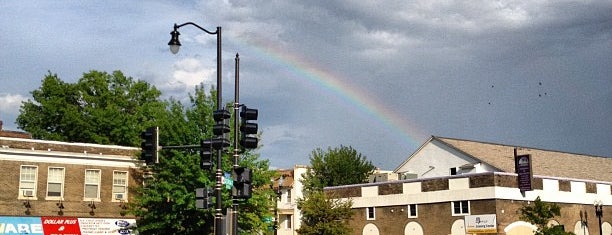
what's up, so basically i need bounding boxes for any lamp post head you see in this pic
[168,25,181,54]
[594,200,603,207]
[279,175,284,186]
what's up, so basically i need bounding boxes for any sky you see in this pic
[0,1,610,170]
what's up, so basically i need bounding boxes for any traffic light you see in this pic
[140,127,159,164]
[200,139,213,170]
[239,106,258,149]
[212,109,231,150]
[195,187,214,209]
[232,167,252,199]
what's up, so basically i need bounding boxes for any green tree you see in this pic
[132,85,275,235]
[302,145,375,191]
[296,191,353,235]
[518,196,575,235]
[297,145,374,235]
[17,71,275,234]
[17,70,165,146]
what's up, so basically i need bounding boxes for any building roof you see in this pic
[0,120,31,139]
[272,169,294,189]
[433,136,612,182]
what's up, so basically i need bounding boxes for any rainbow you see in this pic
[232,36,427,149]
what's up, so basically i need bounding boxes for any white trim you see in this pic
[407,204,418,218]
[504,221,537,233]
[366,207,376,220]
[112,170,129,202]
[451,200,470,216]
[0,136,138,150]
[84,169,101,201]
[18,165,38,200]
[45,166,65,200]
[0,150,139,168]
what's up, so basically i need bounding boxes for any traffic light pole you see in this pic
[231,54,240,235]
[168,23,224,235]
[213,26,224,235]
[169,23,258,235]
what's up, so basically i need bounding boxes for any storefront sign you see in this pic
[465,214,497,233]
[41,217,81,235]
[515,154,533,192]
[0,217,136,235]
[78,218,136,235]
[0,217,44,235]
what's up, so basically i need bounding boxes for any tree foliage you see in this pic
[518,196,575,235]
[297,145,373,235]
[17,70,165,146]
[296,191,353,235]
[130,85,275,235]
[17,71,275,235]
[302,145,375,191]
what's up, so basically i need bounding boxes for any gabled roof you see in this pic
[434,136,612,182]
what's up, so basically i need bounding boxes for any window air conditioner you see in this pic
[115,193,125,200]
[23,190,34,197]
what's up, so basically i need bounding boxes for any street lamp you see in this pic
[594,199,603,235]
[168,22,224,235]
[272,176,284,235]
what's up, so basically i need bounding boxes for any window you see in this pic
[112,171,128,201]
[84,169,101,200]
[452,200,470,216]
[366,207,376,220]
[450,167,458,175]
[408,204,418,218]
[285,214,292,229]
[286,189,292,203]
[47,167,65,198]
[19,166,38,199]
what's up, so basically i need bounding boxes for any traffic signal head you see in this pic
[239,106,258,149]
[195,187,214,209]
[140,127,159,164]
[212,109,231,136]
[200,139,213,170]
[232,167,253,199]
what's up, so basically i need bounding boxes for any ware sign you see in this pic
[0,217,136,235]
[0,217,43,234]
[465,214,497,233]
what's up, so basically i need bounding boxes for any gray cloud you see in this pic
[0,0,610,169]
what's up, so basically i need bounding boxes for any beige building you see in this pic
[271,165,308,235]
[0,123,142,234]
[326,136,611,235]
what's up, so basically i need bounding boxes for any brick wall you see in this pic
[0,159,140,218]
[329,173,611,235]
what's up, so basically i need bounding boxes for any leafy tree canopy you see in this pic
[518,196,575,235]
[296,191,353,235]
[297,145,373,235]
[302,145,375,191]
[17,70,165,146]
[18,71,274,235]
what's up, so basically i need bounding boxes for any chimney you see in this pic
[0,120,3,131]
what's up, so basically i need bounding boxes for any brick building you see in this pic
[326,136,611,235]
[0,123,142,234]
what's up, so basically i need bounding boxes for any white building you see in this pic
[326,136,611,235]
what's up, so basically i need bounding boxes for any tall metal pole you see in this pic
[168,22,225,235]
[231,53,240,235]
[214,26,224,235]
[595,203,603,235]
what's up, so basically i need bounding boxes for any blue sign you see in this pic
[223,172,233,189]
[0,216,44,235]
